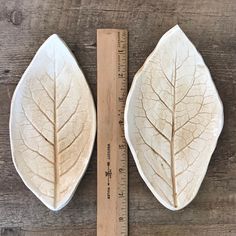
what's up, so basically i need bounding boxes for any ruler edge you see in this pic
[96,29,128,236]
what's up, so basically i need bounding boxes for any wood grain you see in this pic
[0,0,235,235]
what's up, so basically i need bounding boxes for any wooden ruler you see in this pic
[97,29,128,236]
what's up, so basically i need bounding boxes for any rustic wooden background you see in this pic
[0,0,235,235]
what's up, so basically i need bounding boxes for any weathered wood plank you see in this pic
[0,0,235,235]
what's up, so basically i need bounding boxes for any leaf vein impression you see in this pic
[144,80,173,113]
[60,134,88,176]
[57,99,81,133]
[56,78,72,109]
[53,46,59,209]
[136,126,171,167]
[59,124,84,154]
[21,105,54,146]
[144,152,172,188]
[20,131,53,165]
[145,51,207,208]
[139,95,171,143]
[28,86,54,125]
[22,156,54,187]
[37,77,54,102]
[170,53,177,208]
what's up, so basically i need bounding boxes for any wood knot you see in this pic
[10,10,23,25]
[4,69,10,74]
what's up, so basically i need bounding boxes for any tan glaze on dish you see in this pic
[124,25,223,210]
[9,34,96,211]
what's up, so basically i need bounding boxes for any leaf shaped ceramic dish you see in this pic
[9,34,96,211]
[125,25,223,210]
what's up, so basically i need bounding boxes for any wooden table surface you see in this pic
[0,0,235,235]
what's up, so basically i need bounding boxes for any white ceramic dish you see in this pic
[125,25,224,210]
[10,34,96,211]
